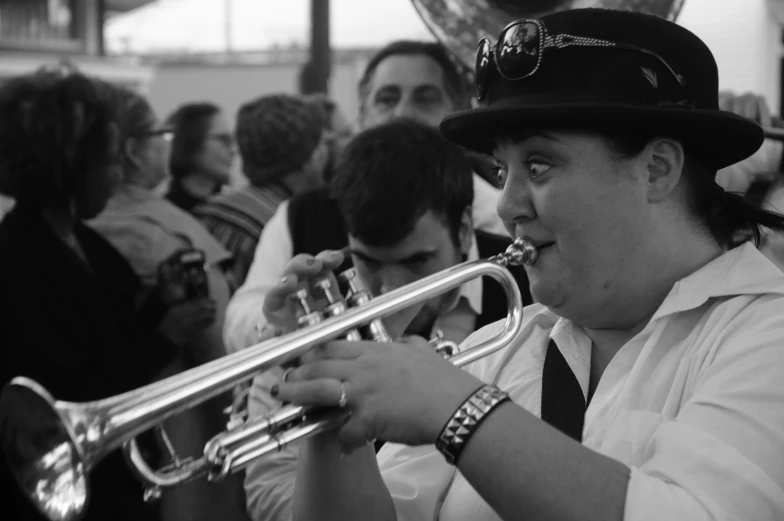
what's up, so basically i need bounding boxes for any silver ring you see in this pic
[338,381,347,408]
[281,367,294,383]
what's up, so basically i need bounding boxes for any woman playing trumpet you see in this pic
[251,8,784,521]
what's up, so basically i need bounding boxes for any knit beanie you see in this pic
[235,94,324,185]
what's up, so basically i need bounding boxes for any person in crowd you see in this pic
[746,174,784,270]
[760,176,784,269]
[304,92,355,182]
[0,68,208,521]
[225,40,508,354]
[89,86,232,365]
[87,85,249,521]
[715,91,784,193]
[241,118,532,521]
[194,94,329,287]
[165,102,235,213]
[256,9,784,521]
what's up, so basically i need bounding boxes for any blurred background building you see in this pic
[2,0,784,215]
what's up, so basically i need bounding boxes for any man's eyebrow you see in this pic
[346,248,437,264]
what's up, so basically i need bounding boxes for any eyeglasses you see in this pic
[133,127,175,142]
[475,19,687,102]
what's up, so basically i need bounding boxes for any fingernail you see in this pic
[306,258,316,266]
[280,276,289,284]
[330,250,341,259]
[270,385,279,397]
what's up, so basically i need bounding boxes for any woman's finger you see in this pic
[296,340,372,367]
[320,340,374,360]
[286,359,354,383]
[274,378,346,408]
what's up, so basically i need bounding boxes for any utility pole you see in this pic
[299,0,330,94]
[224,0,233,53]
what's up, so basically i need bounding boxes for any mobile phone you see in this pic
[177,249,210,299]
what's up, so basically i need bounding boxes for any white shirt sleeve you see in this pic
[242,368,300,521]
[624,314,784,521]
[471,174,507,237]
[224,200,293,353]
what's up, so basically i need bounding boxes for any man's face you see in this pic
[359,54,456,130]
[348,210,472,339]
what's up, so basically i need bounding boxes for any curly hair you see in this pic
[0,68,118,208]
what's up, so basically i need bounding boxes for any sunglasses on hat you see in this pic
[475,19,687,101]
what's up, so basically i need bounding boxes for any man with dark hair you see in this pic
[240,118,531,521]
[224,39,509,353]
[331,119,529,338]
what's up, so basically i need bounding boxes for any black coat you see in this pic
[0,205,175,521]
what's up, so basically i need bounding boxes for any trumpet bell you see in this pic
[0,377,87,521]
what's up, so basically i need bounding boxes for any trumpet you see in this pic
[0,237,537,521]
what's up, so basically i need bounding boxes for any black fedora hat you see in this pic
[440,8,764,169]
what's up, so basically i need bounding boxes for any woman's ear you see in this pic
[645,138,686,203]
[459,206,474,255]
[123,137,144,172]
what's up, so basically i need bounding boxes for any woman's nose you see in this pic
[497,168,536,226]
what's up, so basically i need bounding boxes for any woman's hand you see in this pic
[262,250,347,334]
[274,336,484,452]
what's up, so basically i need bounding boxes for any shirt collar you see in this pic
[652,242,784,321]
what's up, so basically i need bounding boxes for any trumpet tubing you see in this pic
[0,238,536,521]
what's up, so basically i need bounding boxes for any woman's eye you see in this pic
[495,166,508,187]
[527,161,551,179]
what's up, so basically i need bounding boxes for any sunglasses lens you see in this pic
[497,22,541,80]
[475,39,492,100]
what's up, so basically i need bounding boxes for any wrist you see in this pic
[435,383,511,465]
[427,372,485,442]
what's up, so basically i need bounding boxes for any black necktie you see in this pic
[541,338,586,441]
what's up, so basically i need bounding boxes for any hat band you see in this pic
[475,18,687,103]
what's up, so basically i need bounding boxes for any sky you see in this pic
[105,0,435,54]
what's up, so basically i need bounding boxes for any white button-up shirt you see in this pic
[240,243,784,521]
[379,242,784,521]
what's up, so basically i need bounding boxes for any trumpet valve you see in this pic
[316,278,362,341]
[291,288,324,328]
[339,269,392,342]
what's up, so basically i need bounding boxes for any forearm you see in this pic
[457,402,630,521]
[293,437,396,521]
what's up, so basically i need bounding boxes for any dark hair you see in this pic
[358,40,470,111]
[606,135,784,248]
[110,86,155,138]
[304,92,337,128]
[0,68,118,207]
[166,102,221,179]
[331,118,474,247]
